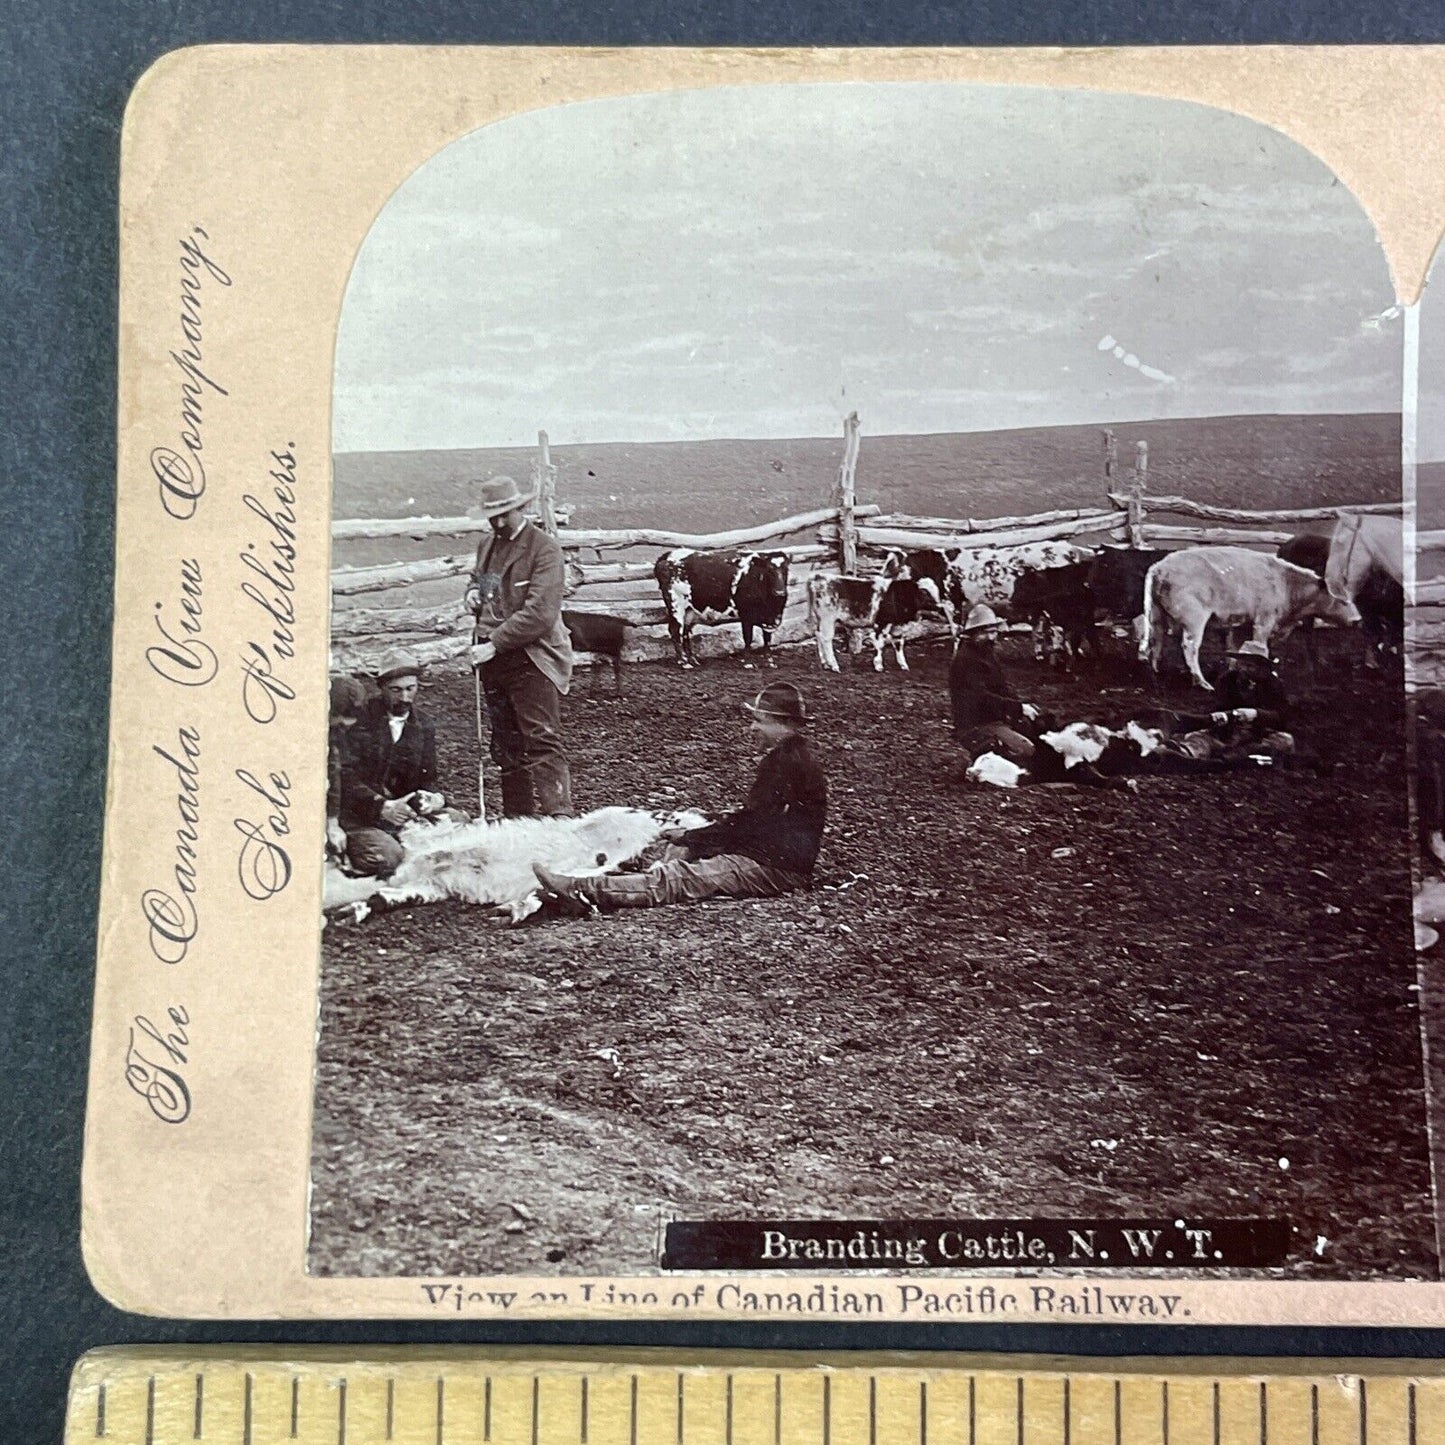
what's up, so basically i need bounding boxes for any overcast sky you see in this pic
[333,83,1401,453]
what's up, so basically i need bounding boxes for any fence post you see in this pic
[534,429,559,537]
[1129,440,1148,548]
[834,410,860,573]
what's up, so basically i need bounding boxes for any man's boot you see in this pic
[532,760,575,818]
[532,863,658,910]
[499,767,536,819]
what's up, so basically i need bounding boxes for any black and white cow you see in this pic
[905,541,1091,645]
[653,549,791,669]
[808,552,929,672]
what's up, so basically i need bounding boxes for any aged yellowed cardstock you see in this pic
[88,44,1445,1322]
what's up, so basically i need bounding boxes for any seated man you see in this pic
[533,681,826,910]
[1156,640,1296,762]
[326,673,366,860]
[948,603,1043,764]
[339,650,467,878]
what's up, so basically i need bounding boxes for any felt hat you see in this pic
[375,649,423,685]
[472,474,536,519]
[1227,639,1274,664]
[329,674,366,717]
[741,681,812,726]
[964,603,1004,633]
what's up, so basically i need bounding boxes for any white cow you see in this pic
[1140,545,1360,690]
[324,806,708,925]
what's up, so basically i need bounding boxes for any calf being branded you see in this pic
[654,548,791,669]
[809,552,928,672]
[906,540,1088,645]
[323,806,707,925]
[1141,545,1359,690]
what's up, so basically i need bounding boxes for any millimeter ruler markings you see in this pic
[67,1348,1445,1445]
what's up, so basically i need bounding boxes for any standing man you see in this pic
[339,651,460,877]
[948,603,1044,765]
[465,475,574,818]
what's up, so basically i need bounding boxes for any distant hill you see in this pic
[333,413,1400,570]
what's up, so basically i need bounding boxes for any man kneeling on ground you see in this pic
[533,681,827,910]
[949,603,1046,765]
[339,651,469,878]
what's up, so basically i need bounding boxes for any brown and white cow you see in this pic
[654,549,791,669]
[1140,545,1360,690]
[808,552,929,672]
[906,540,1091,645]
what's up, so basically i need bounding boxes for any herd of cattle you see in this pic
[589,513,1402,683]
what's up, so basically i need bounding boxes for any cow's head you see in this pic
[880,549,909,581]
[967,752,1027,788]
[761,552,791,600]
[1309,579,1361,629]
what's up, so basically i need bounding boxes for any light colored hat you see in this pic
[741,681,812,726]
[375,649,423,684]
[964,603,1004,633]
[472,474,536,519]
[1228,639,1273,664]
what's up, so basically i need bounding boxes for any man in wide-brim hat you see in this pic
[947,602,1044,767]
[465,475,575,818]
[533,680,827,911]
[338,650,464,876]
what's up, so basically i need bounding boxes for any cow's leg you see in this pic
[816,615,840,671]
[872,627,886,671]
[1032,616,1047,662]
[663,609,687,668]
[761,627,777,668]
[681,615,698,669]
[893,627,909,671]
[612,654,624,696]
[740,617,756,669]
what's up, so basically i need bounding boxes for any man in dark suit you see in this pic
[339,651,463,877]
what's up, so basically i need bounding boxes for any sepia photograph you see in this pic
[307,81,1426,1282]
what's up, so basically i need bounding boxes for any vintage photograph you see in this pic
[308,82,1427,1280]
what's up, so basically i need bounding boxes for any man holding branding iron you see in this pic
[465,475,575,818]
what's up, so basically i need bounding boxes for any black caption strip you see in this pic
[661,1218,1290,1269]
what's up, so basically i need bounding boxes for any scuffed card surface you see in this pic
[87,44,1445,1321]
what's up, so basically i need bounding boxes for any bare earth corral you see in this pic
[309,630,1435,1281]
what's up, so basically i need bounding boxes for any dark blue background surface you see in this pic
[6,3,1445,1440]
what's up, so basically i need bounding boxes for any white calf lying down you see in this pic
[324,806,709,925]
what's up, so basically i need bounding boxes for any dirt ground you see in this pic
[309,629,1436,1280]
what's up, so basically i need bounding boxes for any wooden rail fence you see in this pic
[331,421,1405,673]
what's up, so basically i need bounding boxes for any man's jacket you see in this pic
[683,734,828,876]
[948,641,1026,734]
[340,698,439,830]
[470,520,573,694]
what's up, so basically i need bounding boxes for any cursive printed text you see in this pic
[234,766,293,900]
[124,1007,192,1124]
[152,227,231,521]
[145,556,217,688]
[141,726,202,964]
[239,445,299,723]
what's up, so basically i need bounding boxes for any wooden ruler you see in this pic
[65,1348,1445,1444]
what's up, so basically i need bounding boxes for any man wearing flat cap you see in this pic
[465,475,574,818]
[532,680,827,911]
[339,651,459,877]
